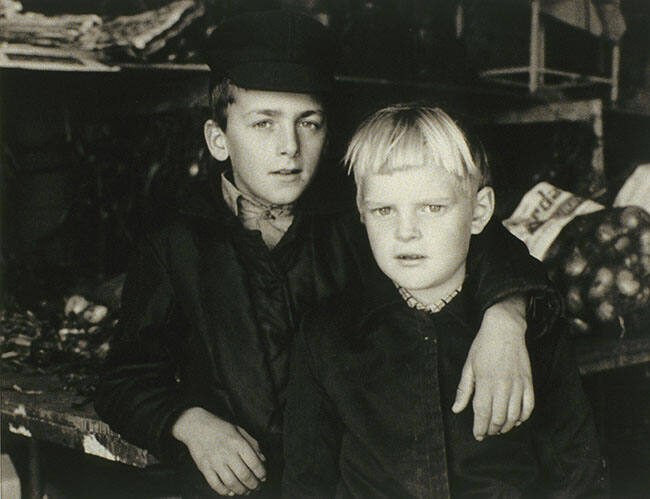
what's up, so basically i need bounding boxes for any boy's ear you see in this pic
[471,186,495,235]
[204,119,229,162]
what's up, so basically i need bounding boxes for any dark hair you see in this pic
[208,76,238,130]
[208,75,332,131]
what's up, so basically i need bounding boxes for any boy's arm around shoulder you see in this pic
[454,221,561,438]
[94,230,203,463]
[283,300,347,499]
[466,219,557,321]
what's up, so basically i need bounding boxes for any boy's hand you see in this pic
[172,407,267,495]
[452,295,534,441]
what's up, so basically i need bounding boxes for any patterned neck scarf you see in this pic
[221,172,295,249]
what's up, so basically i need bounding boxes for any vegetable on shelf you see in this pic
[1,293,118,395]
[545,206,650,336]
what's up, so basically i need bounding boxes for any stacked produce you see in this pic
[1,295,116,395]
[504,180,649,337]
[544,206,650,336]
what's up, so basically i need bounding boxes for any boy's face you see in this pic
[205,88,327,205]
[361,166,493,305]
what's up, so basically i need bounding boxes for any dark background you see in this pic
[3,0,650,306]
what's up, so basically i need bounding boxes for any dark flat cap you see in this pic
[203,10,340,93]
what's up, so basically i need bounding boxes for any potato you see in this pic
[64,295,89,316]
[564,248,588,277]
[588,267,615,300]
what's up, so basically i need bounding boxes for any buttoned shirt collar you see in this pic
[220,171,295,249]
[396,284,463,314]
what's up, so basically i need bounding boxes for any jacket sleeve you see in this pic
[93,235,202,463]
[282,318,342,498]
[529,320,610,497]
[466,219,557,314]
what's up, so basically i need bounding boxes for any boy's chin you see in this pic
[391,277,443,299]
[263,193,302,205]
[263,186,309,205]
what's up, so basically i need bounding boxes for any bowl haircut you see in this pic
[344,104,491,208]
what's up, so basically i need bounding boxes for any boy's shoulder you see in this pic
[123,183,233,272]
[141,177,232,238]
[300,289,365,354]
[303,288,358,330]
[299,268,401,356]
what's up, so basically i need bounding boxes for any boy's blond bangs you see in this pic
[345,105,483,202]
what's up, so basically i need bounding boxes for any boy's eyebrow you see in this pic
[299,110,325,118]
[364,196,455,205]
[244,109,279,118]
[363,199,393,205]
[417,197,454,203]
[244,109,324,118]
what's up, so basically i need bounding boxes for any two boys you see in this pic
[96,10,559,498]
[282,104,607,497]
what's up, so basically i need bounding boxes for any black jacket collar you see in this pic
[355,258,484,336]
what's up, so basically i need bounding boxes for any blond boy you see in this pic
[283,104,607,498]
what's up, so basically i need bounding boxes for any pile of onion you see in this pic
[544,206,650,336]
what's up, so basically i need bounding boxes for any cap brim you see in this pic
[226,61,333,93]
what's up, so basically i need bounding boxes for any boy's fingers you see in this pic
[520,382,535,423]
[239,447,267,482]
[500,382,524,434]
[488,383,509,435]
[237,426,262,454]
[217,465,248,495]
[202,468,231,496]
[452,363,475,413]
[472,382,492,441]
[237,426,266,465]
[229,458,260,492]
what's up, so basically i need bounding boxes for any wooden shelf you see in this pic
[1,372,156,469]
[575,336,650,375]
[3,335,647,469]
[119,62,208,72]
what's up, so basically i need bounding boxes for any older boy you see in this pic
[282,104,607,498]
[96,11,556,498]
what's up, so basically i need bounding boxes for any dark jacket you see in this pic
[282,266,608,499]
[94,170,555,497]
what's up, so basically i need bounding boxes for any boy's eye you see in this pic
[370,206,393,217]
[298,119,322,130]
[252,120,273,129]
[421,204,444,213]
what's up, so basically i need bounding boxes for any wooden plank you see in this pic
[575,337,650,375]
[493,98,602,124]
[3,336,650,468]
[1,372,155,468]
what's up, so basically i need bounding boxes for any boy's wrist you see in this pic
[483,294,527,338]
[172,406,208,442]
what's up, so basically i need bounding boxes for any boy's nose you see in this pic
[278,124,299,157]
[395,213,421,241]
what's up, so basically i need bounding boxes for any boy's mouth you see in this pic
[395,254,426,265]
[271,168,302,176]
